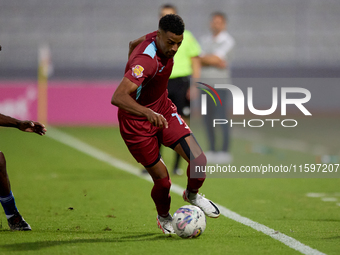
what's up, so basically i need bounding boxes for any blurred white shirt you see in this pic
[200,31,235,79]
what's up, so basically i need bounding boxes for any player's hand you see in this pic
[18,121,47,135]
[146,109,168,129]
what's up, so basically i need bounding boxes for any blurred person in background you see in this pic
[0,113,46,230]
[129,4,201,176]
[199,12,235,164]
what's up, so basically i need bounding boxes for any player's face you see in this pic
[210,15,226,36]
[157,30,183,58]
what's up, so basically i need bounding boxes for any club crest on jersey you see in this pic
[132,65,144,78]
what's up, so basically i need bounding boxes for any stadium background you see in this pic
[0,2,340,254]
[1,0,340,77]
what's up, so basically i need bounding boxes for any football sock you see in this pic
[151,176,171,217]
[187,152,207,193]
[0,191,19,219]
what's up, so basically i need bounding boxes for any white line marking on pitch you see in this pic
[306,193,326,198]
[321,198,337,202]
[306,192,339,205]
[47,127,326,255]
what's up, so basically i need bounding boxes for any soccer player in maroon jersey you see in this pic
[111,14,220,235]
[0,113,46,230]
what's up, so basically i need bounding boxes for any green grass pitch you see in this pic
[0,124,339,255]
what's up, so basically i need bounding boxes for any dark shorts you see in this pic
[119,103,191,167]
[167,76,190,117]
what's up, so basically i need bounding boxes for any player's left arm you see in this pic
[128,35,146,58]
[0,113,46,136]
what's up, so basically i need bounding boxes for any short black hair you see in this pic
[158,14,185,35]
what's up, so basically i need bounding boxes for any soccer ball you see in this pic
[172,205,206,238]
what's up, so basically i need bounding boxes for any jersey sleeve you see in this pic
[124,54,156,87]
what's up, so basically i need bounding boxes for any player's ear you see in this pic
[156,30,161,38]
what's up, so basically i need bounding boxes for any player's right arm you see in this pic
[111,78,168,128]
[0,113,46,135]
[0,113,21,127]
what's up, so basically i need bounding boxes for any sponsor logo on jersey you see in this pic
[132,65,144,78]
